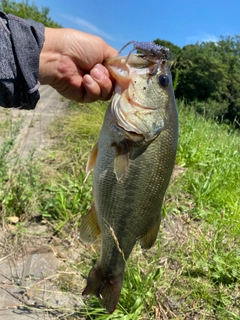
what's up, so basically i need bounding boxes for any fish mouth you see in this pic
[104,55,163,141]
[104,54,156,90]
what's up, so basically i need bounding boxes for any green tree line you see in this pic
[155,37,240,124]
[1,0,240,125]
[0,0,61,27]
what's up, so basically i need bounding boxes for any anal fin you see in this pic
[139,214,161,249]
[79,205,101,243]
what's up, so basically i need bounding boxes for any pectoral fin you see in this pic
[79,205,101,243]
[113,140,129,183]
[139,214,161,249]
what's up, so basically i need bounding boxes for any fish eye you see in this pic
[158,75,169,88]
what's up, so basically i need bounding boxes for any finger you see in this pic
[93,64,116,86]
[82,68,114,103]
[82,74,101,103]
[93,63,110,77]
[90,67,114,100]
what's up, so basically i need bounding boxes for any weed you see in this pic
[41,167,92,230]
[0,100,239,319]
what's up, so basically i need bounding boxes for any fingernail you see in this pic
[84,74,94,85]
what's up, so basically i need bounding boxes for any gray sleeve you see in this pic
[0,11,45,109]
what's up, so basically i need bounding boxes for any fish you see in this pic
[79,45,178,313]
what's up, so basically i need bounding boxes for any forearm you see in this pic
[0,11,45,109]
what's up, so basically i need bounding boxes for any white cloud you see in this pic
[187,32,219,44]
[61,14,114,41]
[201,33,219,43]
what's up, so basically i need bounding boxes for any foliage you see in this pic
[40,101,240,318]
[154,36,240,124]
[0,113,43,219]
[0,0,61,27]
[0,0,238,317]
[0,101,240,319]
[40,168,93,231]
[176,101,240,216]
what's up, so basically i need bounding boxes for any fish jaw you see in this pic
[104,55,172,141]
[104,54,155,91]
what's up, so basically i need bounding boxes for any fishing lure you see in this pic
[119,41,169,74]
[119,41,169,60]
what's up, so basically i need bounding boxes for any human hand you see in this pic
[39,27,118,103]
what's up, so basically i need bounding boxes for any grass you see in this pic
[0,100,239,319]
[177,103,240,219]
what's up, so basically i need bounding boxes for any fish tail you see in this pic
[82,264,124,313]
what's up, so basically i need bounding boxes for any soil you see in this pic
[0,86,87,319]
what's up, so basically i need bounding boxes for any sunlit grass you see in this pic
[47,100,107,165]
[0,100,239,319]
[177,101,240,220]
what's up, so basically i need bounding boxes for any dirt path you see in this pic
[9,85,67,159]
[0,87,86,319]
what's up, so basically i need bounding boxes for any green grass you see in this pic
[177,101,240,219]
[0,111,42,220]
[0,100,239,319]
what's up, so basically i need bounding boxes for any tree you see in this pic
[176,43,226,100]
[174,38,240,122]
[217,36,240,122]
[0,0,61,27]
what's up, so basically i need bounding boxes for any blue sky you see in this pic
[30,0,239,51]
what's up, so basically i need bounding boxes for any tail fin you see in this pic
[82,264,124,313]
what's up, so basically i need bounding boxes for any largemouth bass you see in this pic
[80,47,178,313]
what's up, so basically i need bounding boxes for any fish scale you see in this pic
[80,52,178,313]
